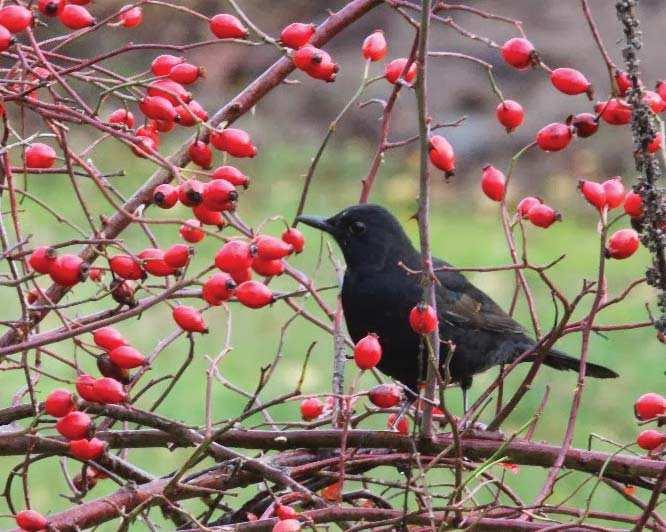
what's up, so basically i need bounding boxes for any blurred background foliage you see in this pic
[1,1,664,529]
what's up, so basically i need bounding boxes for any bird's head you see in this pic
[297,204,417,271]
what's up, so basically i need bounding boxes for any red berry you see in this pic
[495,100,524,132]
[26,287,40,305]
[108,108,135,128]
[634,393,666,420]
[579,180,606,210]
[180,219,205,243]
[636,429,665,451]
[193,204,225,227]
[109,254,144,280]
[210,128,257,158]
[93,377,126,404]
[252,257,285,277]
[138,248,175,277]
[109,345,146,369]
[151,54,184,76]
[69,437,106,460]
[516,196,542,219]
[300,397,324,421]
[0,5,32,33]
[202,272,236,306]
[230,267,252,284]
[0,24,13,52]
[602,178,625,209]
[44,389,74,417]
[272,519,302,532]
[188,140,213,169]
[280,22,315,49]
[362,30,387,61]
[59,4,95,29]
[235,280,273,308]
[275,505,299,520]
[173,305,207,333]
[56,411,91,440]
[178,179,205,207]
[643,90,664,113]
[536,122,572,152]
[409,304,438,334]
[29,245,57,274]
[215,240,254,272]
[153,183,178,209]
[212,165,249,188]
[131,135,157,158]
[139,95,179,123]
[169,63,203,85]
[203,179,238,211]
[147,80,191,105]
[481,165,506,202]
[527,204,560,228]
[384,57,416,84]
[164,243,191,268]
[75,374,99,402]
[595,99,632,125]
[572,113,598,138]
[254,235,293,260]
[428,135,455,175]
[648,133,662,153]
[292,44,319,70]
[624,191,644,218]
[50,254,87,286]
[606,228,639,259]
[368,383,402,408]
[354,333,382,370]
[16,509,48,531]
[25,143,56,168]
[282,228,305,253]
[176,100,208,126]
[550,67,591,96]
[209,13,247,39]
[119,5,142,27]
[387,413,409,435]
[615,70,632,95]
[38,0,62,17]
[93,327,127,351]
[500,37,535,70]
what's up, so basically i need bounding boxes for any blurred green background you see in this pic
[1,0,664,529]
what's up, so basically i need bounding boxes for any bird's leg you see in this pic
[460,375,473,416]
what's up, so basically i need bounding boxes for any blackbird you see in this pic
[297,204,618,411]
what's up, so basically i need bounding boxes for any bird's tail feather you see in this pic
[538,349,618,379]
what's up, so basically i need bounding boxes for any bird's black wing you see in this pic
[433,258,524,335]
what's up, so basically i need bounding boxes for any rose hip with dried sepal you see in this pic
[409,303,438,334]
[527,204,561,228]
[202,272,236,306]
[606,229,639,259]
[500,37,535,70]
[209,13,247,39]
[153,183,178,209]
[495,100,524,132]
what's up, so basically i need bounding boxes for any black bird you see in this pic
[297,204,618,411]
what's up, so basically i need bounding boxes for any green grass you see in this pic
[0,139,661,529]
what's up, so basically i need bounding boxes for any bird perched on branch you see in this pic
[297,204,618,412]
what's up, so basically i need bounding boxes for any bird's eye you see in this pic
[348,221,366,235]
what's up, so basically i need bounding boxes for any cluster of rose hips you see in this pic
[297,304,438,434]
[634,392,665,454]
